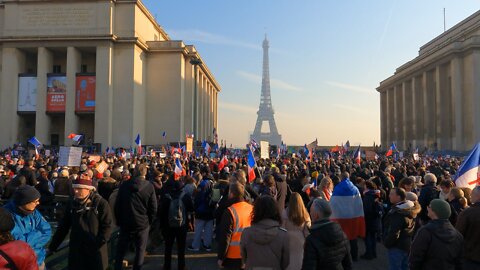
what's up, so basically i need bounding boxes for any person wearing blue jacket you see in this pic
[4,185,52,270]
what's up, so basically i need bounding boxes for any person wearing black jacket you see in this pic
[383,188,415,270]
[35,169,54,205]
[302,198,352,270]
[49,174,112,270]
[409,199,463,270]
[159,177,194,270]
[418,173,439,224]
[19,159,37,186]
[361,181,383,260]
[114,164,157,270]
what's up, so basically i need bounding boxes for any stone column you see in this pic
[199,74,204,141]
[380,91,387,149]
[394,84,404,149]
[386,88,395,147]
[451,57,463,151]
[472,51,480,145]
[36,47,53,145]
[94,43,114,150]
[0,48,25,148]
[412,76,424,149]
[64,47,81,146]
[423,71,434,149]
[411,77,417,148]
[214,91,218,132]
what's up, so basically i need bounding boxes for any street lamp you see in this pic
[190,57,202,142]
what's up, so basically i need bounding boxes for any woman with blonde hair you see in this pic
[318,177,333,201]
[282,192,311,270]
[448,187,468,226]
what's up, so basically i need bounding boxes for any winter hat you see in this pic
[429,199,451,219]
[312,198,332,218]
[13,185,41,206]
[406,192,418,202]
[223,167,230,173]
[396,200,415,210]
[72,174,96,191]
[0,208,14,232]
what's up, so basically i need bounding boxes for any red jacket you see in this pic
[0,240,38,270]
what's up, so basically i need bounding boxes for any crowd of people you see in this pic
[0,147,479,270]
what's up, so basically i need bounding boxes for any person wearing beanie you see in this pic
[302,198,352,269]
[3,185,52,269]
[49,174,112,270]
[0,207,39,270]
[409,199,463,270]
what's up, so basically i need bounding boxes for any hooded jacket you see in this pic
[240,219,289,270]
[383,200,416,252]
[302,219,352,270]
[409,219,463,270]
[3,201,52,266]
[114,176,157,231]
[0,240,39,270]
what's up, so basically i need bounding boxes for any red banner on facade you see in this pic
[46,76,66,112]
[75,76,96,112]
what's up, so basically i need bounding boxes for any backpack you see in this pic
[209,186,222,207]
[168,193,186,228]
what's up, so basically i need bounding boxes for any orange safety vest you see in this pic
[225,201,253,259]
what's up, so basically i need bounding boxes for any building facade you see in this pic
[377,10,480,152]
[0,0,220,150]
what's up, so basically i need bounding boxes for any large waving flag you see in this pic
[67,133,83,142]
[174,158,185,180]
[28,136,42,148]
[353,145,361,164]
[454,143,480,189]
[247,146,256,182]
[135,134,142,155]
[218,155,228,171]
[330,178,366,240]
[386,142,397,157]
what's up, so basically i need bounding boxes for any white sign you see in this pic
[17,76,37,112]
[260,141,270,159]
[58,146,83,167]
[45,150,50,157]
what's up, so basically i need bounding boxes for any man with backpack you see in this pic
[114,164,157,270]
[159,176,194,270]
[188,166,216,252]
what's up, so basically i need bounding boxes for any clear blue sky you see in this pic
[142,0,478,147]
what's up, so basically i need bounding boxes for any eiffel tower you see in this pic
[251,35,282,146]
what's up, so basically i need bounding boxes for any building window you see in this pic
[53,65,61,73]
[81,65,88,73]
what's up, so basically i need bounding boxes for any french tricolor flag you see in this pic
[67,133,83,142]
[353,145,361,165]
[247,146,256,183]
[454,143,480,190]
[174,158,185,180]
[135,134,142,155]
[386,143,397,157]
[330,177,366,240]
[218,155,228,171]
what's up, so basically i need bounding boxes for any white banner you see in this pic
[58,146,83,167]
[260,141,270,159]
[17,76,37,112]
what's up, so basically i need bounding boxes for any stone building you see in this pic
[377,10,480,151]
[0,0,220,150]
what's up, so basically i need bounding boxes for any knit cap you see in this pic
[13,185,41,206]
[429,199,451,219]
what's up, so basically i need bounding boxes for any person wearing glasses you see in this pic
[3,185,52,270]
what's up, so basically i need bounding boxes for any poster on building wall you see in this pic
[47,76,67,112]
[76,76,96,112]
[17,76,37,112]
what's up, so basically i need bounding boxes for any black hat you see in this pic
[13,185,41,206]
[0,208,14,232]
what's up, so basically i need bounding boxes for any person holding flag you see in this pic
[135,134,142,155]
[247,146,257,183]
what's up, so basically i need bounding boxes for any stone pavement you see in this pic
[125,232,389,270]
